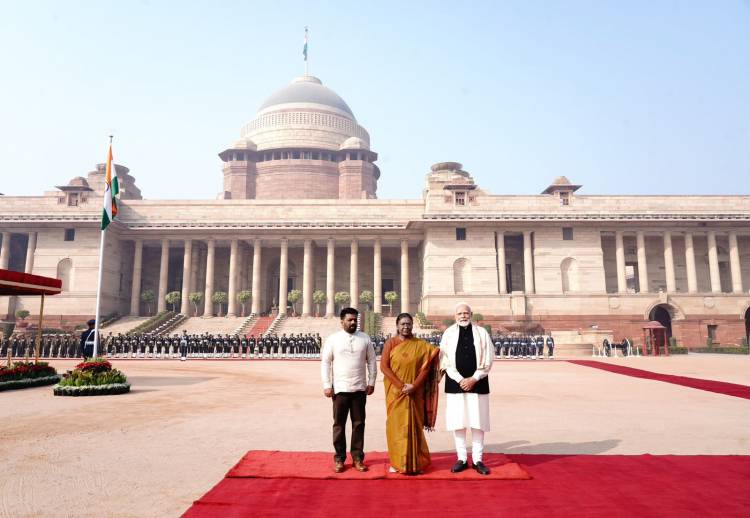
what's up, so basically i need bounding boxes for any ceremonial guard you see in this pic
[80,319,96,360]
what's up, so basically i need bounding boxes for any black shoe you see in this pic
[450,460,468,473]
[473,461,490,475]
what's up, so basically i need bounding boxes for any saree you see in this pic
[381,337,441,474]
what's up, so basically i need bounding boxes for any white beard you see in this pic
[457,320,470,327]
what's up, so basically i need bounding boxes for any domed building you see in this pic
[0,72,749,352]
[219,75,379,200]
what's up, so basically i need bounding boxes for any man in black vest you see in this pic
[439,303,493,475]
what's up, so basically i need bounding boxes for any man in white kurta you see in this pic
[440,303,494,475]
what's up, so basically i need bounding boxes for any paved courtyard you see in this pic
[1,354,748,517]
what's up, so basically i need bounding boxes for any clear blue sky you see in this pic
[1,0,748,200]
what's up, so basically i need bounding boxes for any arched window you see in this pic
[561,257,578,293]
[453,258,470,294]
[57,258,72,291]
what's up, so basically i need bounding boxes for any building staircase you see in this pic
[245,315,275,336]
[232,314,258,335]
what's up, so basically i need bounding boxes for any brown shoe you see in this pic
[353,460,368,472]
[334,461,345,473]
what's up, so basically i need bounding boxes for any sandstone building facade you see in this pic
[1,75,749,347]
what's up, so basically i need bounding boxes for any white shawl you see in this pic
[439,323,494,382]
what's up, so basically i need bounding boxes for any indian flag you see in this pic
[303,27,308,61]
[101,142,119,230]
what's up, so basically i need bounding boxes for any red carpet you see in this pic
[568,360,750,400]
[226,450,530,480]
[184,453,750,517]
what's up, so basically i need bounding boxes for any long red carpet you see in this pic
[568,360,750,400]
[183,452,750,517]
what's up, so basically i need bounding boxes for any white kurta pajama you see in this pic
[439,323,494,432]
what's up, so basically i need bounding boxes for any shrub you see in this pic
[0,361,57,382]
[237,290,252,316]
[359,290,374,311]
[165,291,182,312]
[667,347,688,354]
[287,289,302,316]
[384,291,398,316]
[692,346,749,355]
[212,291,228,316]
[140,289,156,315]
[189,292,204,316]
[15,309,30,320]
[472,313,484,322]
[442,318,455,327]
[58,357,128,387]
[334,292,350,312]
[312,290,326,316]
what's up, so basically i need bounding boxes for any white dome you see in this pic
[257,75,355,121]
[339,137,369,150]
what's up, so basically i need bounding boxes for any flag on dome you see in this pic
[303,27,308,61]
[101,140,119,230]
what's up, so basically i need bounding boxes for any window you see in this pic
[292,151,300,159]
[562,227,574,240]
[236,152,245,161]
[707,325,718,343]
[64,228,75,241]
[455,191,466,206]
[456,228,467,241]
[560,192,570,205]
[67,193,79,206]
[312,152,320,160]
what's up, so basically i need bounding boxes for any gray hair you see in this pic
[454,302,472,314]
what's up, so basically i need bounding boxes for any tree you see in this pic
[384,291,398,316]
[237,290,252,317]
[334,291,350,313]
[140,289,155,315]
[312,290,326,317]
[472,313,484,323]
[165,291,181,312]
[212,291,228,317]
[287,289,302,316]
[359,290,373,311]
[15,309,30,321]
[189,292,203,317]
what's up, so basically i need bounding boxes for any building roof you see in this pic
[257,75,355,120]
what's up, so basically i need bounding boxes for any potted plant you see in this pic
[359,290,373,311]
[165,291,181,312]
[312,290,326,317]
[212,291,228,317]
[237,290,252,317]
[287,289,302,316]
[334,291,350,313]
[384,291,398,316]
[140,289,155,315]
[189,292,203,317]
[15,309,30,329]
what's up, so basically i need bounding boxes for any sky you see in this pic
[1,0,749,200]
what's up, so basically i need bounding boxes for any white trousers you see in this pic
[453,428,484,463]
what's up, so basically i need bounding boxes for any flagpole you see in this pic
[92,226,107,358]
[304,26,309,76]
[92,134,114,358]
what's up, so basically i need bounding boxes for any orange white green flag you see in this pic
[101,141,119,230]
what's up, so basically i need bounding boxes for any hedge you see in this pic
[667,347,688,355]
[53,383,130,396]
[690,346,749,355]
[0,374,61,392]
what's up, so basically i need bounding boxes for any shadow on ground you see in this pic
[126,376,216,386]
[484,439,621,457]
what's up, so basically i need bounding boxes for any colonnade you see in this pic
[612,230,744,294]
[128,237,413,318]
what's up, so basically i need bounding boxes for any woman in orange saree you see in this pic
[380,313,441,474]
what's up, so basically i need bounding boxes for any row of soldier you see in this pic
[2,329,555,361]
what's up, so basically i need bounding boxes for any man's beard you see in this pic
[457,319,470,327]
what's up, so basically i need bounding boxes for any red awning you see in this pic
[642,320,666,330]
[0,269,62,296]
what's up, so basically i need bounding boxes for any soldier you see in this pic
[80,319,96,359]
[179,330,188,361]
[493,334,503,358]
[535,335,545,360]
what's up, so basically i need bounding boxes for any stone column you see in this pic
[400,239,410,313]
[227,239,239,316]
[497,231,507,294]
[130,240,143,316]
[373,239,382,314]
[278,239,288,315]
[302,239,313,316]
[25,232,37,273]
[615,231,627,293]
[707,231,721,293]
[684,232,698,293]
[326,238,335,317]
[204,239,215,316]
[157,239,169,313]
[663,231,676,293]
[523,231,535,294]
[350,239,359,310]
[251,239,262,315]
[729,231,743,294]
[636,231,649,293]
[180,239,192,315]
[189,242,199,300]
[0,232,10,270]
